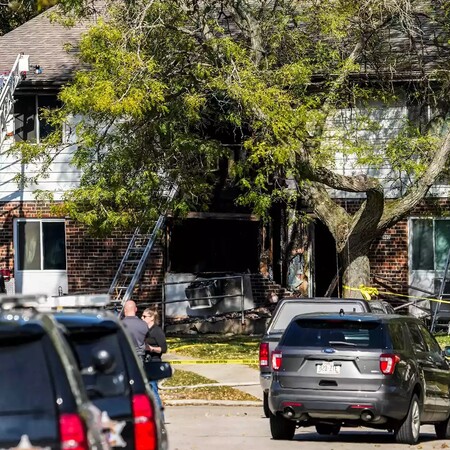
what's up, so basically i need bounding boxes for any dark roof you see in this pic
[0,7,96,86]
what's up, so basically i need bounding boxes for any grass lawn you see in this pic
[160,369,260,401]
[167,335,260,362]
[162,335,261,401]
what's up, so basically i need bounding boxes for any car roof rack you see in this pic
[0,294,111,311]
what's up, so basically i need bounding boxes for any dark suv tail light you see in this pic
[259,342,269,367]
[132,394,157,450]
[380,354,400,375]
[59,413,88,450]
[272,351,282,371]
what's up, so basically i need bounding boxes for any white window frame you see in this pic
[14,218,67,272]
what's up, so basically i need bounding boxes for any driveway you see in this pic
[165,405,446,450]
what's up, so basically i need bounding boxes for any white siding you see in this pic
[0,136,81,202]
[325,101,450,199]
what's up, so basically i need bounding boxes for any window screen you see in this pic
[18,222,41,270]
[435,220,450,270]
[411,219,433,270]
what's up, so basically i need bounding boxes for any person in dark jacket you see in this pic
[122,300,148,359]
[142,308,167,418]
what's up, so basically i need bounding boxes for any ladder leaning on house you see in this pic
[108,184,178,314]
[0,54,24,148]
[430,246,450,333]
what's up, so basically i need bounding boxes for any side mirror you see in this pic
[143,360,173,381]
[443,346,450,358]
[92,349,116,374]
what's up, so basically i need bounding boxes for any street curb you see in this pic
[164,399,262,407]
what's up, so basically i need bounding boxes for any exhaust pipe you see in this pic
[283,406,296,419]
[361,409,374,422]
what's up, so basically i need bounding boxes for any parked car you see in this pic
[269,312,450,444]
[0,295,110,450]
[259,297,394,417]
[48,297,168,450]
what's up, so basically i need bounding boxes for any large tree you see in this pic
[16,0,450,296]
[0,0,55,35]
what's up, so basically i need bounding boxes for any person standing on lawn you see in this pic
[122,300,148,360]
[142,307,167,418]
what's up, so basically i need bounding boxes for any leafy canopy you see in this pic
[13,0,450,237]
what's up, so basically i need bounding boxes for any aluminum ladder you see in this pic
[430,246,450,333]
[108,184,178,312]
[0,54,23,147]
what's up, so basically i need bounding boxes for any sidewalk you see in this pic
[163,352,263,405]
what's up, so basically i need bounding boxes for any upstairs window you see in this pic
[14,94,61,143]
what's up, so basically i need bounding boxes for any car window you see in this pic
[406,323,427,353]
[0,336,57,415]
[388,322,406,351]
[281,319,386,349]
[69,330,128,398]
[270,302,367,332]
[418,324,442,354]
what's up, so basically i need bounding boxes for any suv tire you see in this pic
[263,392,270,418]
[435,415,450,439]
[269,411,296,440]
[315,424,341,435]
[395,394,421,444]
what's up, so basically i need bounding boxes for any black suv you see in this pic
[51,306,168,450]
[259,297,394,417]
[269,313,450,444]
[0,295,110,450]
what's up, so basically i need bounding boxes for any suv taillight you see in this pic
[132,394,157,450]
[272,351,282,371]
[259,342,269,367]
[59,413,88,450]
[380,354,400,375]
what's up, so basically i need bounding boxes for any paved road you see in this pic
[165,405,448,450]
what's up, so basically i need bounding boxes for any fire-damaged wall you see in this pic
[164,215,259,317]
[168,216,260,273]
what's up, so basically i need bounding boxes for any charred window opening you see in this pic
[168,218,259,273]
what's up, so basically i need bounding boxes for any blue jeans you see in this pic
[149,381,164,421]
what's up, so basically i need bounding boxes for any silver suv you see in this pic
[269,313,450,444]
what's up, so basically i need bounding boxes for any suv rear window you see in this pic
[0,337,56,415]
[69,330,128,398]
[270,302,367,332]
[282,318,387,349]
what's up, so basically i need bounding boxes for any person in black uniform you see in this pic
[142,308,167,419]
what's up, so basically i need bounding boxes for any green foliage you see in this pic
[168,335,259,361]
[12,0,450,237]
[0,0,54,35]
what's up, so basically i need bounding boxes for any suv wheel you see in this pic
[315,424,341,435]
[435,415,450,439]
[395,394,420,444]
[269,411,296,440]
[263,392,270,418]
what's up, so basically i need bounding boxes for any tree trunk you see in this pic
[340,250,371,299]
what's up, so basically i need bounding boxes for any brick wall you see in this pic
[0,201,165,304]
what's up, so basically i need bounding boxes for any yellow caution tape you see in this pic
[343,284,450,305]
[167,359,258,365]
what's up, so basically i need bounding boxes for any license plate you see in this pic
[317,361,341,374]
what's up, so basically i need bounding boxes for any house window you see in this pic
[16,220,66,271]
[14,95,61,143]
[411,218,450,271]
